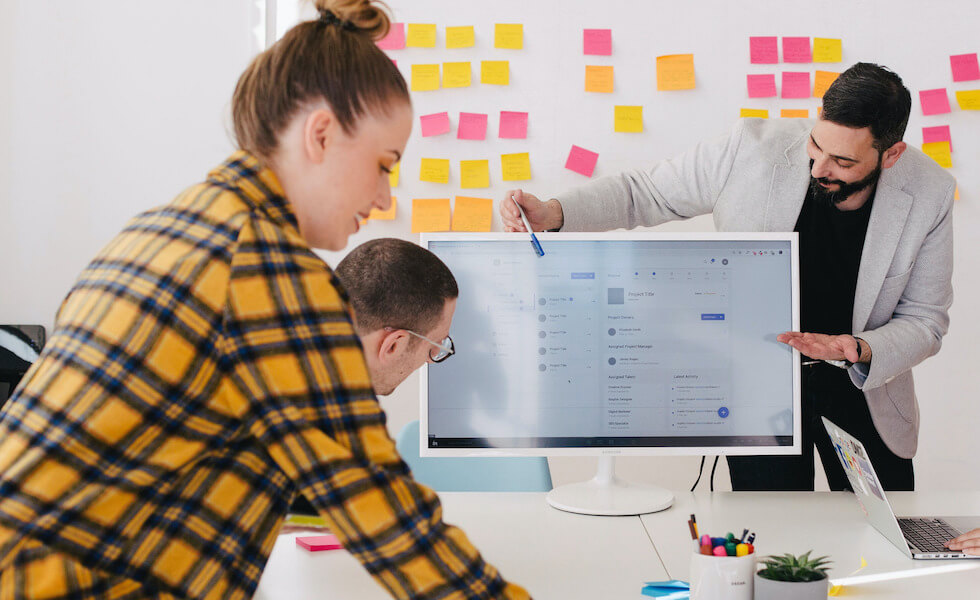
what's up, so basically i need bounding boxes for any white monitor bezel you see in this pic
[419,231,800,458]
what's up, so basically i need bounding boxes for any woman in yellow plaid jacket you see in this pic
[0,0,529,598]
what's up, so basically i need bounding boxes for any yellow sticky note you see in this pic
[954,186,960,201]
[813,70,840,98]
[813,38,843,63]
[388,162,400,188]
[406,23,437,48]
[481,60,510,85]
[445,25,475,49]
[656,54,696,91]
[419,158,450,183]
[501,152,531,181]
[781,109,809,118]
[412,198,451,233]
[740,108,770,118]
[442,62,471,88]
[411,64,440,91]
[829,556,867,596]
[922,141,952,168]
[361,197,397,223]
[494,23,523,49]
[955,89,980,110]
[614,105,643,132]
[585,65,614,93]
[460,160,490,188]
[452,196,493,232]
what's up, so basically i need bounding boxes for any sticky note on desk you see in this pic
[411,64,440,91]
[412,198,451,232]
[481,60,510,85]
[296,534,343,552]
[388,162,400,188]
[452,196,493,232]
[442,61,471,88]
[494,24,523,49]
[813,70,840,98]
[565,145,599,177]
[749,36,778,64]
[614,105,643,132]
[583,28,612,55]
[747,73,776,98]
[362,197,397,223]
[782,37,812,63]
[923,125,952,151]
[919,88,951,115]
[457,112,488,140]
[406,23,437,48]
[922,141,952,168]
[956,89,980,110]
[445,25,475,49]
[419,158,450,183]
[500,152,531,181]
[813,38,842,63]
[656,54,695,91]
[460,160,490,188]
[950,53,980,82]
[781,71,810,98]
[376,22,405,50]
[585,65,614,93]
[499,111,528,139]
[420,112,451,137]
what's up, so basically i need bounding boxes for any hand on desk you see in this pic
[778,332,863,363]
[945,529,980,556]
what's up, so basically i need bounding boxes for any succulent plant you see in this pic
[757,551,832,582]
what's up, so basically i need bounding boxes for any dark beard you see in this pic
[808,158,882,207]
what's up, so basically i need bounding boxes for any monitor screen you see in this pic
[421,232,800,457]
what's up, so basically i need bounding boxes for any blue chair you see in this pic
[395,420,552,492]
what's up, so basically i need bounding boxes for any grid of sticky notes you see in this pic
[917,52,979,171]
[742,36,841,118]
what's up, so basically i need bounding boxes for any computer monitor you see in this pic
[420,232,800,515]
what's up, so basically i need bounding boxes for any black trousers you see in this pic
[728,362,914,492]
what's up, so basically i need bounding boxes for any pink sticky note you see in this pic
[377,22,405,50]
[420,112,451,137]
[296,535,344,552]
[950,53,980,82]
[565,145,599,177]
[457,112,488,140]
[583,29,612,55]
[922,125,952,151]
[782,37,811,63]
[919,89,951,116]
[749,36,778,64]
[781,72,810,98]
[747,74,777,98]
[499,111,528,139]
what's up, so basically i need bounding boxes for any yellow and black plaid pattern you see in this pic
[0,152,529,599]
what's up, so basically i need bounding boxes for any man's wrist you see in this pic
[546,199,564,231]
[854,336,871,364]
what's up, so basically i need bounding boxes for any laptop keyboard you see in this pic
[898,517,962,553]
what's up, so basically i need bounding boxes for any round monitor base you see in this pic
[546,478,675,516]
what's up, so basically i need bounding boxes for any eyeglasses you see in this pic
[385,327,455,363]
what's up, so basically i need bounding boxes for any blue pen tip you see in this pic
[530,235,544,257]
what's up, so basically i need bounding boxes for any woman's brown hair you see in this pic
[232,0,409,159]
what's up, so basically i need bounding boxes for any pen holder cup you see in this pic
[689,551,755,600]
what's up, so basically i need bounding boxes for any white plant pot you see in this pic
[753,572,829,600]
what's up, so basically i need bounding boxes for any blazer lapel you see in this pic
[764,131,811,232]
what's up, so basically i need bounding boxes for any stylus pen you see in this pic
[512,196,545,257]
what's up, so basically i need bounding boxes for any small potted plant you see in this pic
[754,551,831,600]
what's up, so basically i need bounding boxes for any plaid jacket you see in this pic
[0,152,529,600]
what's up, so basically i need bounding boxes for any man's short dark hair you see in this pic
[336,238,459,335]
[821,62,911,153]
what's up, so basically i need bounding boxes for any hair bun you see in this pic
[315,0,392,40]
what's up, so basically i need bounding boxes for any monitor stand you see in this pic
[546,456,675,516]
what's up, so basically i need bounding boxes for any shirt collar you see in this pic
[207,150,300,233]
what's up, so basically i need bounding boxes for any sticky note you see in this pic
[412,198,451,232]
[388,162,399,188]
[442,61,472,88]
[406,23,437,48]
[419,158,450,184]
[656,54,695,91]
[457,113,488,140]
[584,29,612,55]
[499,111,528,139]
[411,64,440,91]
[501,152,531,181]
[781,72,810,98]
[614,105,643,132]
[481,61,510,85]
[781,109,809,118]
[922,125,952,151]
[813,38,842,63]
[377,23,406,50]
[749,36,778,64]
[747,74,776,98]
[955,90,980,110]
[565,145,599,177]
[740,108,770,118]
[955,186,960,201]
[445,25,475,49]
[950,53,980,82]
[813,70,840,98]
[362,197,397,223]
[586,65,614,93]
[782,37,812,63]
[296,535,344,552]
[452,196,493,232]
[495,24,523,49]
[922,141,952,168]
[420,112,451,137]
[919,89,951,115]
[460,160,490,188]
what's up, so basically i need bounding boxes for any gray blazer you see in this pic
[557,118,955,458]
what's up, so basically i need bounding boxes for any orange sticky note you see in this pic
[922,141,952,168]
[781,109,809,118]
[813,70,840,98]
[813,38,843,63]
[656,54,695,91]
[614,105,643,132]
[361,197,397,223]
[406,24,437,48]
[585,65,614,93]
[412,198,451,232]
[740,108,769,118]
[388,162,400,188]
[956,90,980,110]
[442,62,471,88]
[500,152,531,181]
[954,186,960,201]
[481,61,510,85]
[452,196,493,232]
[494,24,523,49]
[460,160,490,188]
[419,158,450,183]
[411,64,440,91]
[445,25,475,49]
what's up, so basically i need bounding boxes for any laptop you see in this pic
[822,417,980,560]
